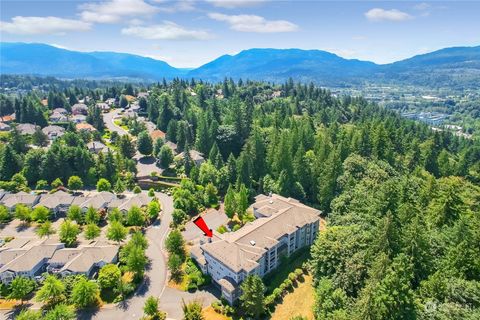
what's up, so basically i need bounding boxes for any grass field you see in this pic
[202,306,232,320]
[270,274,315,320]
[263,247,310,294]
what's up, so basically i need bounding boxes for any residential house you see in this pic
[1,191,41,211]
[52,108,68,115]
[72,192,116,212]
[87,141,108,154]
[191,193,322,304]
[49,112,68,123]
[96,103,110,113]
[178,149,205,166]
[150,130,166,141]
[105,98,116,106]
[0,244,64,284]
[72,103,88,115]
[16,123,39,135]
[42,125,65,140]
[137,92,149,99]
[0,190,9,202]
[108,194,151,213]
[0,114,15,123]
[71,114,87,123]
[35,191,75,216]
[0,122,11,132]
[48,245,118,278]
[165,141,178,155]
[76,123,96,132]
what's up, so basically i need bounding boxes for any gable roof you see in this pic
[200,193,322,274]
[1,192,40,208]
[108,194,151,211]
[0,244,63,273]
[16,123,39,135]
[35,191,75,209]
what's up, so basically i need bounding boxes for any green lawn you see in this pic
[263,247,310,294]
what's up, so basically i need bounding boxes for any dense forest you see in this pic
[1,77,479,319]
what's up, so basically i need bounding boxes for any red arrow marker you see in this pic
[193,216,213,237]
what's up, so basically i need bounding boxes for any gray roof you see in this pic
[52,108,68,115]
[0,190,9,202]
[179,150,204,162]
[1,191,40,208]
[0,122,11,131]
[59,246,118,273]
[16,123,39,135]
[200,194,321,273]
[87,141,107,152]
[108,194,151,212]
[42,125,65,136]
[0,244,63,273]
[35,191,75,209]
[49,113,68,122]
[75,192,116,210]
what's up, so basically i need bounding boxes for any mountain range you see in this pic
[1,42,479,88]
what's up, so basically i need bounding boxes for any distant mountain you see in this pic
[0,43,184,80]
[187,48,378,85]
[1,42,479,88]
[379,46,480,88]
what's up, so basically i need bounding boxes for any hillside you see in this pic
[0,43,183,80]
[1,42,479,88]
[187,48,378,85]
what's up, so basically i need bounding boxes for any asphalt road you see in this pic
[104,109,128,136]
[77,192,173,320]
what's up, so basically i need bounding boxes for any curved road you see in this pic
[78,192,173,320]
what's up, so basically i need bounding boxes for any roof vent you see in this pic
[250,240,256,246]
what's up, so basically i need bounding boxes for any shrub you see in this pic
[288,272,297,283]
[51,178,63,189]
[97,178,112,192]
[148,188,155,197]
[35,180,49,190]
[133,185,142,194]
[216,225,227,234]
[0,205,11,223]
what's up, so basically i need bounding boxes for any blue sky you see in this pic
[1,0,479,67]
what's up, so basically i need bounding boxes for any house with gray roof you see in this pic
[48,245,118,278]
[72,103,88,115]
[107,194,151,213]
[178,149,205,166]
[71,114,87,123]
[35,190,75,215]
[0,122,11,132]
[42,125,65,140]
[16,123,39,135]
[72,192,116,212]
[52,108,68,115]
[0,243,64,284]
[1,191,41,211]
[87,141,107,154]
[191,193,323,304]
[49,112,68,123]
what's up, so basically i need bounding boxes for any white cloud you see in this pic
[208,12,298,33]
[365,8,413,22]
[414,3,431,11]
[0,16,91,35]
[121,21,212,40]
[206,0,264,9]
[79,0,158,23]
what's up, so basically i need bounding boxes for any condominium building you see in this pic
[191,193,322,304]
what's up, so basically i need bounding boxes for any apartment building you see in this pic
[191,193,322,304]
